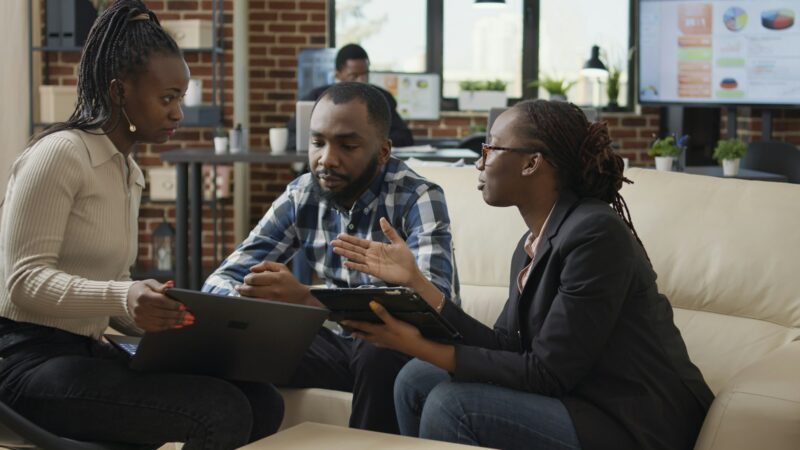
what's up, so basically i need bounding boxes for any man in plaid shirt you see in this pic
[203,82,455,434]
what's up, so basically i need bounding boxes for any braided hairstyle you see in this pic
[513,99,643,247]
[31,0,180,144]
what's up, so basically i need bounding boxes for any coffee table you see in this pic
[239,422,490,449]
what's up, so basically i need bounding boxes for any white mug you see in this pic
[184,78,202,107]
[213,136,228,155]
[270,127,289,154]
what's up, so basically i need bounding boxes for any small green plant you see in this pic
[214,126,228,138]
[607,66,622,105]
[527,75,576,96]
[713,138,747,161]
[648,135,683,157]
[459,79,508,92]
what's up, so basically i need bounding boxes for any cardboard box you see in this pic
[39,85,78,123]
[148,167,177,201]
[148,166,232,202]
[161,20,214,49]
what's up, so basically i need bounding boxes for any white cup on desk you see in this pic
[270,127,288,155]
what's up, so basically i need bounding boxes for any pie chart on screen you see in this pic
[723,7,748,31]
[761,9,795,30]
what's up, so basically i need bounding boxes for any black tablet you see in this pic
[309,287,461,341]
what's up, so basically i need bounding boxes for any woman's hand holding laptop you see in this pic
[236,260,323,307]
[126,279,195,331]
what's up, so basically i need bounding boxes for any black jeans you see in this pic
[284,326,411,434]
[0,318,283,450]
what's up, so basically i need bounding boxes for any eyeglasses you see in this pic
[478,143,551,164]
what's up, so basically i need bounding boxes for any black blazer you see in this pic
[286,84,414,150]
[440,190,714,450]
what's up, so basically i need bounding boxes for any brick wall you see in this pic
[408,107,662,167]
[34,0,799,276]
[722,108,800,145]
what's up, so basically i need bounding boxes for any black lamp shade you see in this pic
[583,45,607,71]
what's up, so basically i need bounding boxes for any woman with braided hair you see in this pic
[0,1,282,448]
[331,100,714,450]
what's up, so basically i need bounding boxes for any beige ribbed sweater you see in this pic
[0,129,145,338]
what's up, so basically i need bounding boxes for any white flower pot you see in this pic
[213,136,228,155]
[722,158,740,177]
[458,90,507,111]
[654,156,674,171]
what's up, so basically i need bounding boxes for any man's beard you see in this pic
[312,153,380,208]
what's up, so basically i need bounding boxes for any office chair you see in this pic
[0,399,147,450]
[457,133,485,153]
[741,140,800,183]
[486,107,507,139]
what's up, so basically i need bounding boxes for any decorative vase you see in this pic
[654,156,674,171]
[722,158,740,177]
[549,93,567,102]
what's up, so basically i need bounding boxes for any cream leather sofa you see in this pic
[280,167,800,450]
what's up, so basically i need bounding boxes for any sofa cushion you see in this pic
[621,169,800,328]
[621,169,800,391]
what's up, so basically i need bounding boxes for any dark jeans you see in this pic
[284,326,411,434]
[395,359,581,449]
[0,318,283,450]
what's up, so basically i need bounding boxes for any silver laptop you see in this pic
[106,288,328,384]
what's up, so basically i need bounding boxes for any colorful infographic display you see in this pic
[639,0,800,105]
[369,72,441,120]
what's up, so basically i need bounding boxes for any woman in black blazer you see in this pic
[331,100,713,450]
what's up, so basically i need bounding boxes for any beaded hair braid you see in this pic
[31,0,180,144]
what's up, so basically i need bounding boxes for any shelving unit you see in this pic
[27,0,225,135]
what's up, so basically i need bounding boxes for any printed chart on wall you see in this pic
[639,0,800,105]
[369,72,441,120]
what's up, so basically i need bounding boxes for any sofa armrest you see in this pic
[694,340,800,450]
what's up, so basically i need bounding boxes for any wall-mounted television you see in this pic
[638,0,800,107]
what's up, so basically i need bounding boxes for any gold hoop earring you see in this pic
[121,108,136,133]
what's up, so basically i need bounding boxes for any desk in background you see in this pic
[683,166,787,182]
[160,148,479,289]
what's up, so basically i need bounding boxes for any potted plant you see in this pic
[606,66,622,111]
[713,138,748,176]
[649,135,687,171]
[213,126,228,155]
[528,75,576,101]
[458,79,508,111]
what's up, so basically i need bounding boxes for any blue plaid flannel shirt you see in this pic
[202,157,457,302]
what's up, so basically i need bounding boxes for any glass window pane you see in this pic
[335,0,427,73]
[539,0,630,107]
[443,0,524,98]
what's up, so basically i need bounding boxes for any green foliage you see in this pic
[214,126,228,138]
[469,124,487,134]
[527,75,576,96]
[713,138,748,161]
[459,79,508,92]
[607,66,622,103]
[648,136,683,157]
